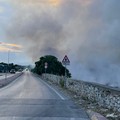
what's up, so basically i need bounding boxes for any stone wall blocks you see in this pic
[43,74,120,112]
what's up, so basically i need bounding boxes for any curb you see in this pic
[87,110,108,120]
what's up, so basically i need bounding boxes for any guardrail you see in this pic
[0,72,23,88]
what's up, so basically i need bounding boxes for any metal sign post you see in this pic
[44,62,48,74]
[62,55,70,88]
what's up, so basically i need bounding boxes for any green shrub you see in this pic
[59,79,64,88]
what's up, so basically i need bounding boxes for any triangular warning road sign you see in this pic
[62,55,70,65]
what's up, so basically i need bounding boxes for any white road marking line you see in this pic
[40,78,65,100]
[70,118,75,120]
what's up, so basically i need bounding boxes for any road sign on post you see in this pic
[62,55,70,65]
[62,55,70,88]
[44,62,48,73]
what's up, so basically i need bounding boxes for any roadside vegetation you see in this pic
[32,55,71,78]
[0,62,25,73]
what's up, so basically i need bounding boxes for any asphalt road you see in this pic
[0,71,90,120]
[0,73,15,80]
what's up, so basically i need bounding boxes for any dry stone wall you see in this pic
[42,74,120,112]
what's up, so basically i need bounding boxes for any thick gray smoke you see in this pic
[6,0,120,87]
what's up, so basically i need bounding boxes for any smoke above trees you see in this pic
[5,0,120,87]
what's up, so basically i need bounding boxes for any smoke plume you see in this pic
[6,0,120,87]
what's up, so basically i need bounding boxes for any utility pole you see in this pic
[5,50,10,80]
[8,50,10,72]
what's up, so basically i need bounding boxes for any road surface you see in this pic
[0,73,15,80]
[0,71,90,120]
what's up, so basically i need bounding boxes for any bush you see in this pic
[59,79,64,88]
[33,55,71,77]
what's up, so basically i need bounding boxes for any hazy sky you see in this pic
[0,0,90,64]
[0,0,120,87]
[0,0,32,65]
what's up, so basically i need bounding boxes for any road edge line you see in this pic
[39,78,65,100]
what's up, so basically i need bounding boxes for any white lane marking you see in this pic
[70,118,75,120]
[40,78,65,100]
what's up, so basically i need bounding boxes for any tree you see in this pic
[0,62,24,73]
[32,55,71,78]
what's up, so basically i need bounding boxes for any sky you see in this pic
[0,0,120,87]
[0,0,32,65]
[0,0,92,64]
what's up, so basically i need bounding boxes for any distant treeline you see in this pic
[0,62,25,73]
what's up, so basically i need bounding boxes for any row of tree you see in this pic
[0,62,25,73]
[32,55,71,78]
